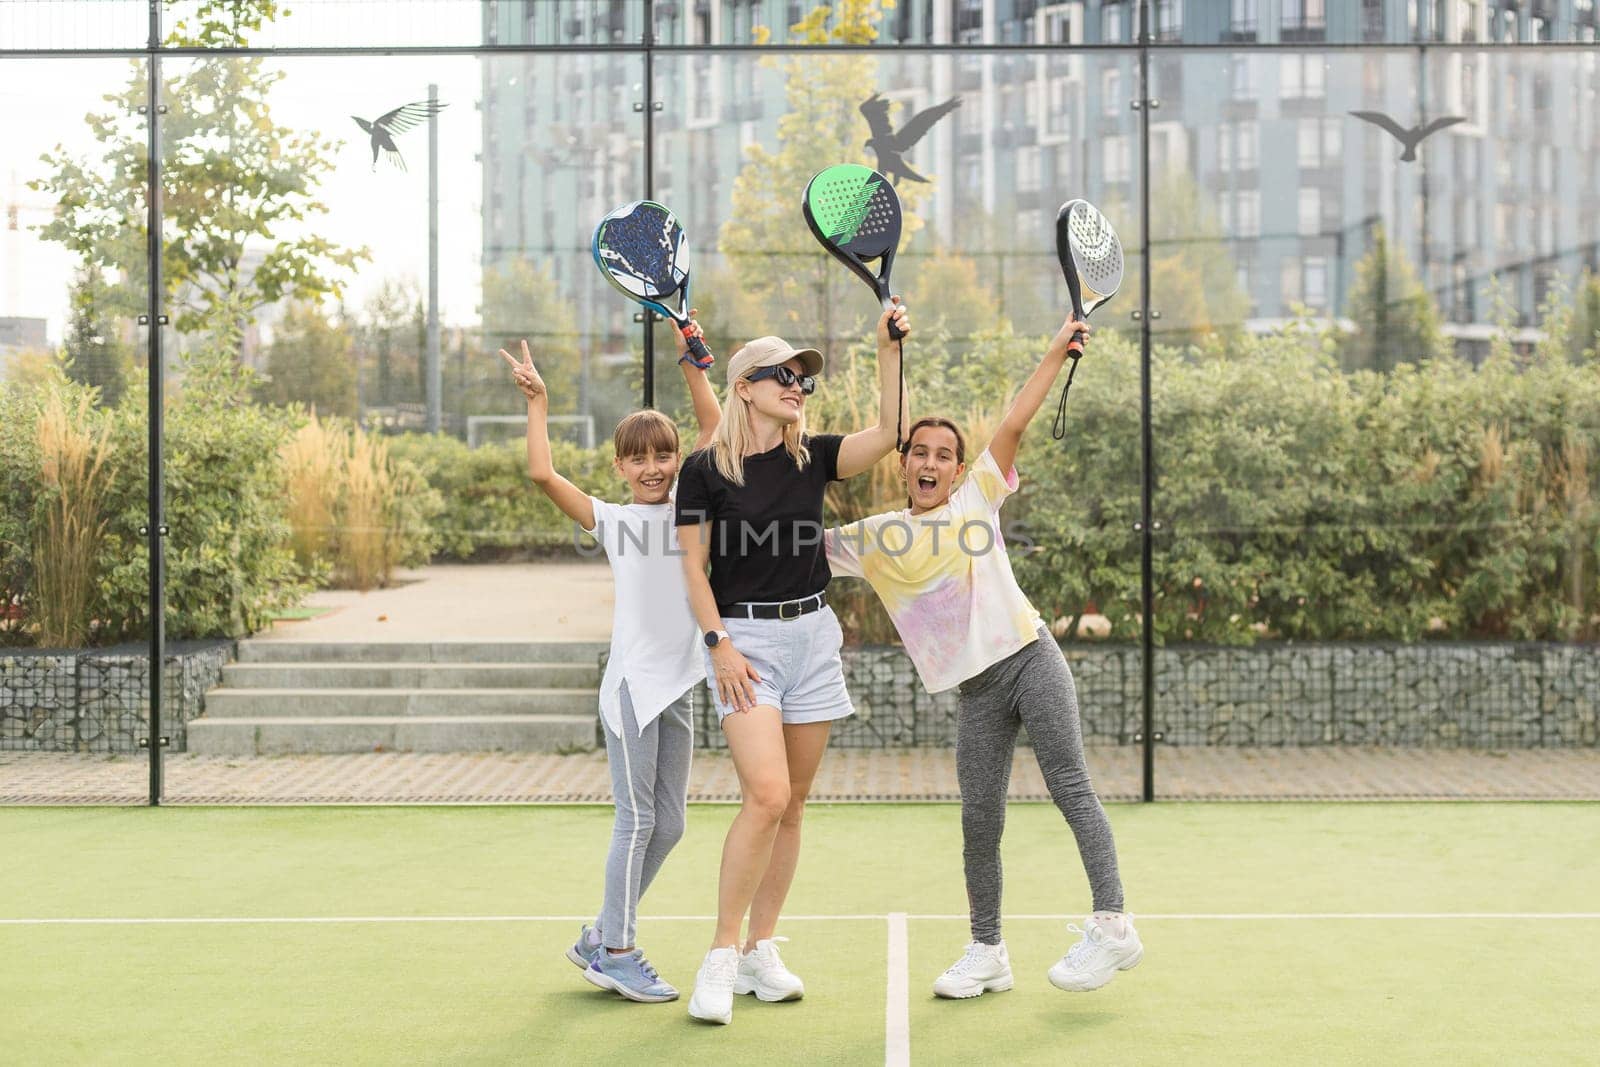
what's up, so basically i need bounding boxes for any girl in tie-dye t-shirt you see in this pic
[824,312,1144,1002]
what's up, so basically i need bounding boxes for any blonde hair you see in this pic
[711,370,811,486]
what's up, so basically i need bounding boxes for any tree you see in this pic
[477,258,581,418]
[1569,268,1600,364]
[61,265,130,407]
[719,0,930,364]
[30,0,364,346]
[256,301,358,418]
[1141,168,1251,346]
[1342,225,1446,372]
[355,277,425,411]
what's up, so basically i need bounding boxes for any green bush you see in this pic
[386,433,619,559]
[0,342,309,646]
[1013,328,1600,644]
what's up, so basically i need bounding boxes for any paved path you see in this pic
[4,747,1597,804]
[256,562,616,642]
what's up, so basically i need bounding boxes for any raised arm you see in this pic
[674,310,721,451]
[837,298,913,480]
[988,313,1090,475]
[501,339,595,532]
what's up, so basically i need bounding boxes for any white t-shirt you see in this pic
[582,493,702,736]
[825,448,1043,693]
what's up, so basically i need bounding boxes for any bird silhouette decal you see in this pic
[351,100,448,172]
[860,91,962,185]
[1349,110,1465,162]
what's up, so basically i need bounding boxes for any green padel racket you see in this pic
[802,163,906,341]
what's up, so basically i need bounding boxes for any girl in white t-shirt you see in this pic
[825,313,1142,1001]
[501,318,719,1005]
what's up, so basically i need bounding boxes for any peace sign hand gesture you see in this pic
[499,339,547,404]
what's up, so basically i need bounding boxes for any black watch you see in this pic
[704,629,730,649]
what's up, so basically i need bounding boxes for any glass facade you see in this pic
[2,1,1597,802]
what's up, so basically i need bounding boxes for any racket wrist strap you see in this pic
[679,351,714,370]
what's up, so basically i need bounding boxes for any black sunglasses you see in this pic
[746,364,817,395]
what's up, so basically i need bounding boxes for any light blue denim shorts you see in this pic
[703,602,855,725]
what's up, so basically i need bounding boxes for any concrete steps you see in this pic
[220,663,598,690]
[189,641,608,755]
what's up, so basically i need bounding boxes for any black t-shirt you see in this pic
[674,433,845,611]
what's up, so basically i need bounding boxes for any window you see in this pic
[1039,3,1076,44]
[1282,56,1326,100]
[1298,118,1341,167]
[1055,143,1074,184]
[1304,257,1328,309]
[1044,75,1073,139]
[1155,0,1182,40]
[1223,190,1261,237]
[1362,0,1385,40]
[1299,188,1323,237]
[1104,134,1130,183]
[1102,1,1123,42]
[1218,122,1261,173]
[1230,58,1255,100]
[1457,0,1482,42]
[1231,0,1257,33]
[1017,147,1042,193]
[1103,69,1122,116]
[1281,257,1302,305]
[1236,120,1259,169]
[1283,0,1326,33]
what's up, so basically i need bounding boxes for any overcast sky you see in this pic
[2,3,490,345]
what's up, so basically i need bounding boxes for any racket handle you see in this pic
[1067,329,1086,355]
[883,298,906,341]
[682,329,714,369]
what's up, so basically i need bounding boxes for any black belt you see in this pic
[721,591,827,621]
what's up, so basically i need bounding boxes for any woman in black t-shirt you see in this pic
[674,301,910,1025]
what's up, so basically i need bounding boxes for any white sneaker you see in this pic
[932,941,1014,999]
[1047,914,1143,992]
[734,937,805,1001]
[687,946,740,1024]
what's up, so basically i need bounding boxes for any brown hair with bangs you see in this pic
[902,416,967,508]
[612,409,681,460]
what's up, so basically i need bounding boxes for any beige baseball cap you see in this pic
[726,336,824,382]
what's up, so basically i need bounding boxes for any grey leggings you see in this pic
[956,626,1125,945]
[597,681,694,950]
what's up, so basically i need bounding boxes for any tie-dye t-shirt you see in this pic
[824,448,1043,693]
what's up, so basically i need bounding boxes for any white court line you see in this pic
[4,912,1600,926]
[885,912,910,1067]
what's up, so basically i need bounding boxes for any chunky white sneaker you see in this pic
[1047,914,1143,992]
[734,937,805,1001]
[932,941,1014,999]
[687,946,740,1024]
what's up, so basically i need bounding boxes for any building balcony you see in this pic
[1221,19,1257,43]
[1281,17,1327,43]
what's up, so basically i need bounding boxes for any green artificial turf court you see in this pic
[2,803,1597,1066]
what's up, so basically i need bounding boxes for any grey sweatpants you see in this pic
[955,626,1125,945]
[596,681,694,950]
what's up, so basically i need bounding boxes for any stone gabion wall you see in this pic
[0,643,232,753]
[689,641,1600,750]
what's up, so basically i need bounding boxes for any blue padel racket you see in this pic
[592,200,713,368]
[802,164,906,341]
[1052,198,1124,439]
